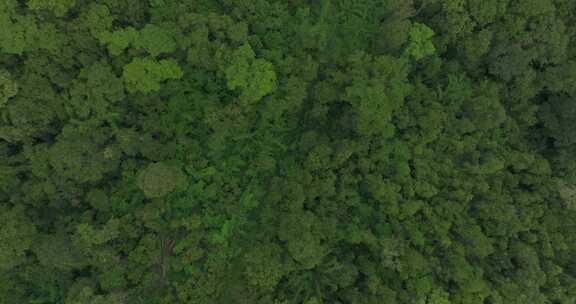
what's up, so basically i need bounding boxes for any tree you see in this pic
[224,43,277,105]
[0,2,36,54]
[99,27,139,56]
[48,132,119,183]
[0,206,36,271]
[405,23,436,60]
[0,70,18,107]
[137,162,186,198]
[27,0,76,17]
[343,51,411,137]
[134,24,177,57]
[68,61,125,121]
[123,57,183,93]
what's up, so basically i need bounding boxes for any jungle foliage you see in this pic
[0,0,576,303]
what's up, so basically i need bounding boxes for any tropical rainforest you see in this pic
[0,0,576,303]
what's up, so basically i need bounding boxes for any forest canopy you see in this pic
[0,0,576,303]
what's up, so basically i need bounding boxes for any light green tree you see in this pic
[82,4,114,39]
[0,70,18,107]
[405,23,436,60]
[134,24,176,57]
[99,27,139,56]
[0,1,37,54]
[123,57,183,93]
[225,43,277,105]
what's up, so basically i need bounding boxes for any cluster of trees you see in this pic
[0,0,575,303]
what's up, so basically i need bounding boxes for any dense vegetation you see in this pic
[1,0,576,303]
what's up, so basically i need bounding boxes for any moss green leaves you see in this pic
[344,52,411,137]
[99,27,139,56]
[0,70,18,107]
[0,2,37,54]
[405,23,436,60]
[225,43,277,104]
[134,24,177,57]
[68,61,124,120]
[48,135,119,183]
[27,0,76,17]
[123,57,183,93]
[99,23,177,57]
[0,206,36,271]
[137,162,186,198]
[0,1,575,303]
[83,4,114,39]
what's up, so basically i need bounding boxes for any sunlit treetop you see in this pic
[0,70,18,108]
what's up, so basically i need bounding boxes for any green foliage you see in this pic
[0,4,35,54]
[224,43,277,104]
[27,0,76,17]
[134,24,177,57]
[405,23,437,60]
[68,61,125,120]
[0,1,575,303]
[82,4,114,39]
[123,57,183,93]
[48,131,119,183]
[344,51,411,137]
[137,162,186,198]
[0,206,36,271]
[99,27,139,56]
[0,70,18,107]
